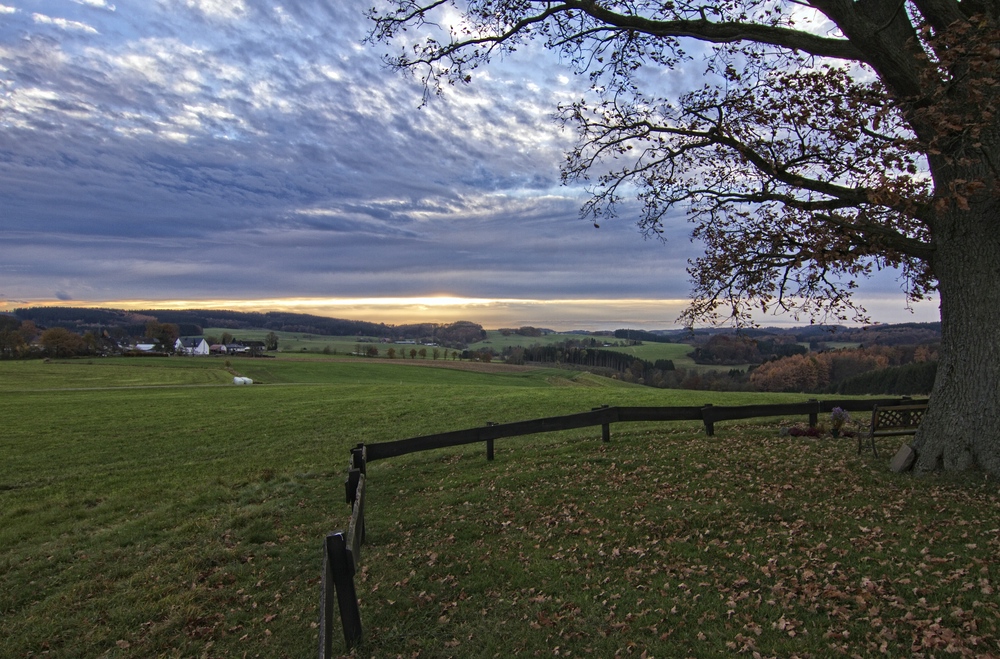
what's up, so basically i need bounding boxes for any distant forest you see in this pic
[9,307,487,345]
[12,307,391,338]
[615,322,942,348]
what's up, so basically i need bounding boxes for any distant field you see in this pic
[202,327,376,355]
[202,328,468,358]
[469,331,688,358]
[2,355,995,657]
[469,331,576,351]
[205,329,740,373]
[469,331,755,373]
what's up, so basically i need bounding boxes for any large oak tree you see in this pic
[368,1,1000,477]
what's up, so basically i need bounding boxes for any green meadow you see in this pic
[588,340,717,370]
[204,327,738,373]
[469,331,573,352]
[1,357,997,658]
[202,329,368,355]
[468,331,751,372]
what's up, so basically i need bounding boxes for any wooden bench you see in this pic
[860,403,928,457]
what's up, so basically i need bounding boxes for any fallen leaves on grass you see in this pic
[356,427,1000,657]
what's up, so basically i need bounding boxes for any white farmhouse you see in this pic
[175,337,210,356]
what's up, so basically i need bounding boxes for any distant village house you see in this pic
[208,340,267,356]
[175,337,210,356]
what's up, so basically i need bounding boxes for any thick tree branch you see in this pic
[810,213,935,261]
[371,1,868,71]
[566,0,867,61]
[706,130,873,207]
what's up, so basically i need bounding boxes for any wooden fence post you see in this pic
[346,445,367,506]
[322,443,370,655]
[349,445,367,550]
[702,404,715,436]
[318,532,336,659]
[345,468,360,506]
[808,399,819,428]
[485,422,497,461]
[593,405,611,442]
[326,532,363,650]
[351,444,367,473]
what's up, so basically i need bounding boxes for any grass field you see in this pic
[202,328,375,355]
[205,328,741,374]
[469,331,572,352]
[469,331,753,373]
[2,357,997,658]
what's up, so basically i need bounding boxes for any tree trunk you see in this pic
[911,199,1000,477]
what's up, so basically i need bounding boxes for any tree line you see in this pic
[495,336,938,396]
[0,315,283,359]
[688,334,810,365]
[751,345,939,395]
[10,307,486,349]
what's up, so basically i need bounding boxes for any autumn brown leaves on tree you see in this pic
[367,1,1000,477]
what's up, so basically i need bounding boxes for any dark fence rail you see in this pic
[365,397,922,462]
[318,396,925,653]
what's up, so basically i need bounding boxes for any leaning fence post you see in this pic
[318,532,336,659]
[349,444,367,548]
[327,531,363,649]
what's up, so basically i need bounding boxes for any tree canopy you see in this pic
[368,1,1000,476]
[367,1,997,317]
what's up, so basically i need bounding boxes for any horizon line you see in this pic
[1,295,940,332]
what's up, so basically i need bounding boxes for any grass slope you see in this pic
[361,430,998,657]
[1,357,996,658]
[201,328,382,355]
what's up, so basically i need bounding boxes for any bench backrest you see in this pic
[872,404,927,431]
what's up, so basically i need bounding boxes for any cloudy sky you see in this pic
[0,0,939,329]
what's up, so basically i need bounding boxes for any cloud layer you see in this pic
[0,1,937,327]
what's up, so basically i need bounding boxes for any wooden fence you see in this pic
[318,446,366,656]
[317,396,925,653]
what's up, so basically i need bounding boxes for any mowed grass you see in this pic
[0,358,234,391]
[1,357,997,658]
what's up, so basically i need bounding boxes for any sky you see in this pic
[0,1,940,330]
